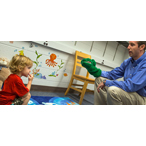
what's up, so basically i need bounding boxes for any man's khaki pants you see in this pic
[94,77,146,105]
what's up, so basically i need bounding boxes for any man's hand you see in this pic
[97,82,105,93]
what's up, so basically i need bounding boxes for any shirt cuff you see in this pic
[105,80,113,87]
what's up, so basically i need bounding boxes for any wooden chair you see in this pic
[64,50,95,105]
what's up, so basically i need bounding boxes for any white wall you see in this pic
[0,41,128,90]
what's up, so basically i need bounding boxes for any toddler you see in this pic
[0,55,34,105]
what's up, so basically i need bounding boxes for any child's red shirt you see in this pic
[0,74,29,105]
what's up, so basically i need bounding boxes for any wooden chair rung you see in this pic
[71,84,83,87]
[70,86,82,93]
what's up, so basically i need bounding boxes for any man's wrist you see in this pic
[103,79,106,85]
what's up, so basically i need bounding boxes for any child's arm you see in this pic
[26,73,34,90]
[21,74,33,105]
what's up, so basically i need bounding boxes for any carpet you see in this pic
[28,96,79,105]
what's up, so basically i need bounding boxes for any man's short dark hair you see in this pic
[137,41,146,51]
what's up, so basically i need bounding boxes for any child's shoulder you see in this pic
[8,74,21,80]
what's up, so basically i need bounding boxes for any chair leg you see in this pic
[79,81,88,105]
[64,78,74,96]
[78,93,81,96]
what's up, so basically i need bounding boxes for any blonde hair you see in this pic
[9,55,33,74]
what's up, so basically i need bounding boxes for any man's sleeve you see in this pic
[105,66,146,92]
[101,61,126,80]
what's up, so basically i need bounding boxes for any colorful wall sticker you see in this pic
[33,51,46,79]
[63,69,68,77]
[63,73,68,76]
[38,62,42,67]
[49,59,64,77]
[9,41,13,43]
[19,50,24,55]
[46,53,57,67]
[33,51,42,70]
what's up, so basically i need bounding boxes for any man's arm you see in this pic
[101,59,128,80]
[104,66,146,93]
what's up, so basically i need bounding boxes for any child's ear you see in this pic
[18,65,22,72]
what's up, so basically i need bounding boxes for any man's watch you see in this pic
[103,79,106,85]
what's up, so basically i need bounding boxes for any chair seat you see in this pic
[73,74,95,82]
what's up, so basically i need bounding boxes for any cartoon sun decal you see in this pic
[19,50,24,55]
[46,53,57,67]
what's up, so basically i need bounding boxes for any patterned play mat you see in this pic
[28,96,79,105]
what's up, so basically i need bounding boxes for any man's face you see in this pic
[127,41,141,60]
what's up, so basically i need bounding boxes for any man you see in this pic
[94,41,146,105]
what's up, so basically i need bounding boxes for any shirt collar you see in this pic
[131,52,146,64]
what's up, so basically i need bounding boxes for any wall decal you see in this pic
[33,51,42,70]
[9,41,13,43]
[33,71,46,79]
[32,51,46,79]
[22,47,24,49]
[56,59,64,72]
[14,49,17,52]
[63,73,68,76]
[48,59,64,77]
[46,53,57,67]
[49,71,56,77]
[19,50,24,55]
[32,69,40,76]
[63,69,68,77]
[38,61,42,67]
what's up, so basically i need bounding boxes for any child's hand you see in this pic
[28,73,34,81]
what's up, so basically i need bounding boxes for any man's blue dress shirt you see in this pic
[101,52,146,97]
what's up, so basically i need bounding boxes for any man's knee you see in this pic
[107,86,122,104]
[107,86,120,93]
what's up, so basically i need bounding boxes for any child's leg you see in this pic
[21,92,31,105]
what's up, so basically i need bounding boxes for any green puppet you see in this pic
[81,58,101,77]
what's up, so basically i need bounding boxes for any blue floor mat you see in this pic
[28,96,79,105]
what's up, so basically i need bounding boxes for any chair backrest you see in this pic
[72,50,91,77]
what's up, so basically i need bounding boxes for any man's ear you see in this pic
[140,44,145,51]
